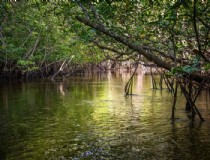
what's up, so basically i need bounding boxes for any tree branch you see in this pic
[75,16,174,70]
[193,0,209,62]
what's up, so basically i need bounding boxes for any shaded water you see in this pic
[1,72,210,160]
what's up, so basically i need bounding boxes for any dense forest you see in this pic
[0,1,209,119]
[0,1,106,79]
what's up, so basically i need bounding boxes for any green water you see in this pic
[1,73,210,160]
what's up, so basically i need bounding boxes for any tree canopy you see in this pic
[0,0,209,81]
[0,1,104,79]
[74,0,209,120]
[75,0,209,81]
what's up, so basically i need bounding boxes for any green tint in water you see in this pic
[0,73,210,160]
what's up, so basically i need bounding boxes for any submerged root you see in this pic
[125,64,138,96]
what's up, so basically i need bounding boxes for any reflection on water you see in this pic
[0,72,210,160]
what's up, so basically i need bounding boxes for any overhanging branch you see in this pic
[75,16,175,71]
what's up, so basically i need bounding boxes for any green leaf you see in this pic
[171,66,184,75]
[182,65,200,73]
[204,63,210,70]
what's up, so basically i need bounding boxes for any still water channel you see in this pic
[1,72,210,160]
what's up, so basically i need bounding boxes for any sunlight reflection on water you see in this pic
[0,72,210,160]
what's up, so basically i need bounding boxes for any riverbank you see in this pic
[0,60,160,80]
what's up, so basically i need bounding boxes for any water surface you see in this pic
[1,73,210,160]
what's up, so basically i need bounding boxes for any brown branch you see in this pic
[75,16,174,70]
[142,45,185,64]
[76,0,90,19]
[24,36,40,59]
[193,0,209,62]
[92,40,137,61]
[198,18,210,29]
[92,40,127,56]
[88,1,100,20]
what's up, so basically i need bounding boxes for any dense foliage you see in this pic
[74,0,209,120]
[0,1,104,79]
[75,0,209,78]
[0,1,209,81]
